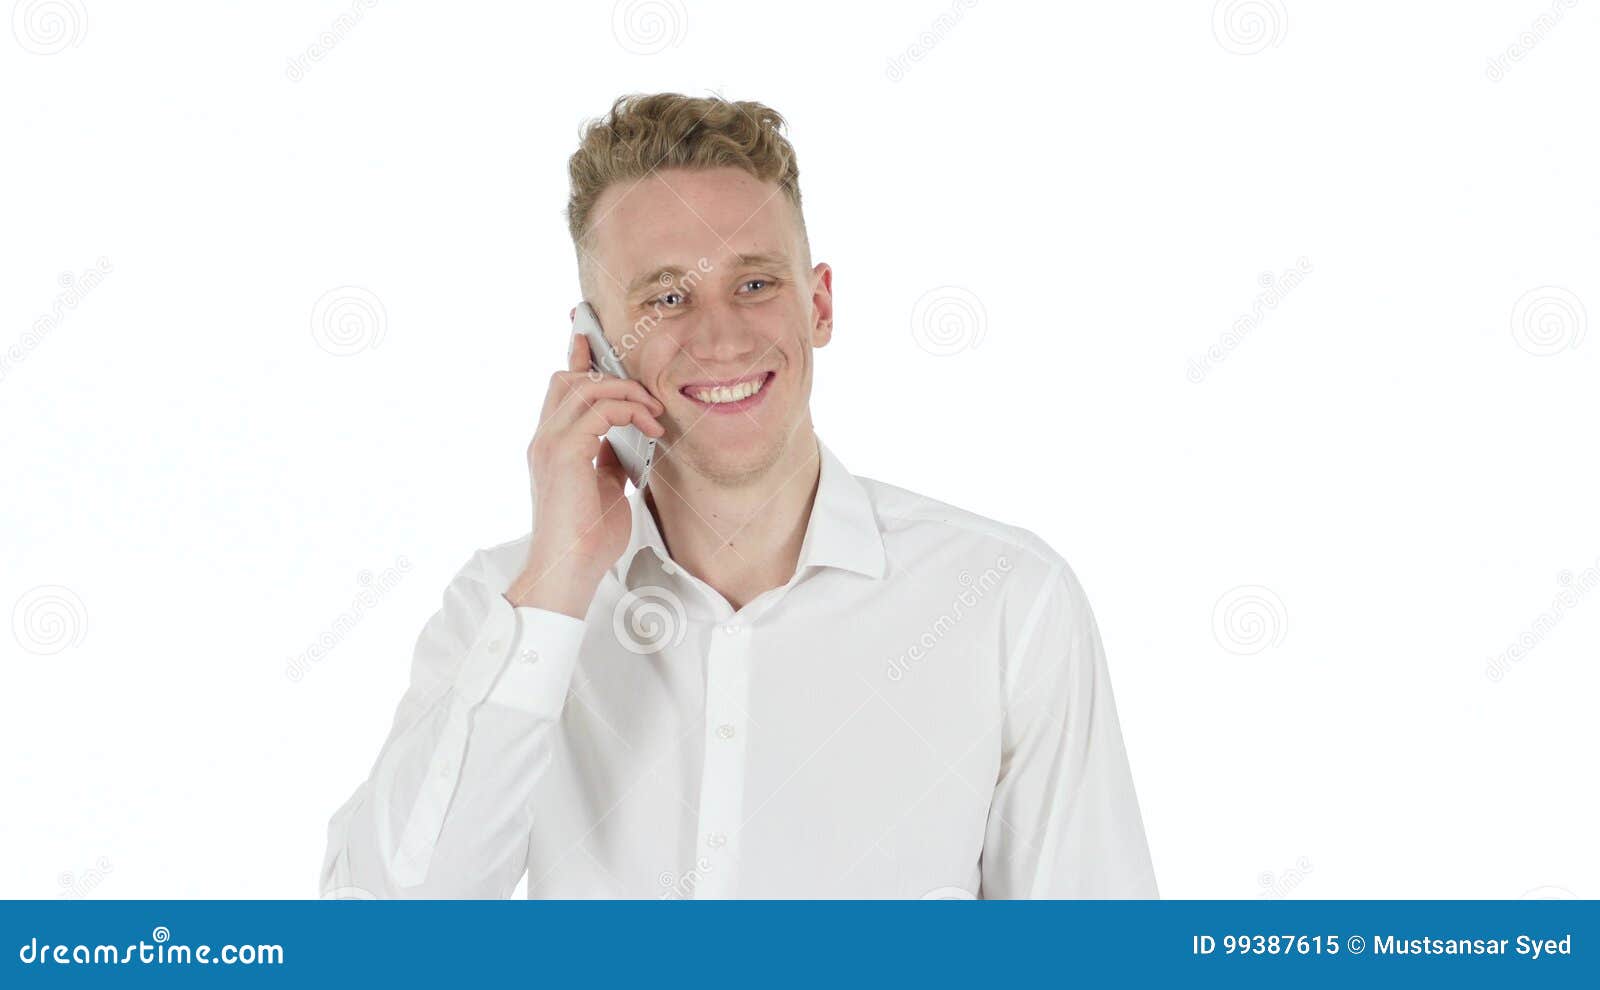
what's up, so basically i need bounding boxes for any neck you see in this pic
[645,427,821,612]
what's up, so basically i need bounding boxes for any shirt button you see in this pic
[721,623,741,635]
[438,761,453,778]
[487,639,502,653]
[706,833,727,849]
[716,723,736,740]
[661,561,677,575]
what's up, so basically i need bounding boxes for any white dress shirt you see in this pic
[320,436,1157,899]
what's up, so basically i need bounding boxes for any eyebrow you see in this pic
[623,252,792,300]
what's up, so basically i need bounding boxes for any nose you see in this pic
[681,308,760,367]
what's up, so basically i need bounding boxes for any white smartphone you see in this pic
[572,301,656,491]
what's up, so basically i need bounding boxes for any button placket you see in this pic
[690,620,752,899]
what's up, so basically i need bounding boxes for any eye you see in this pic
[654,290,687,308]
[740,278,775,293]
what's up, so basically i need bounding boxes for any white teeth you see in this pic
[691,374,767,404]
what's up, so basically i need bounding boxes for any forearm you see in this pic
[321,584,586,898]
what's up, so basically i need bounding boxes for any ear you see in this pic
[809,262,834,348]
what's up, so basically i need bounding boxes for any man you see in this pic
[320,92,1157,899]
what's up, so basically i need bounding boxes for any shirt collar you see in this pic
[611,434,886,583]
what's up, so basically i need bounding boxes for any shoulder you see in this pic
[854,473,1102,653]
[854,473,1073,584]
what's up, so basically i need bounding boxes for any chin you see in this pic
[677,431,789,488]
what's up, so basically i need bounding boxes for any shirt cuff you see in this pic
[455,593,585,720]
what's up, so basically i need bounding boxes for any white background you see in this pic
[2,1,1596,900]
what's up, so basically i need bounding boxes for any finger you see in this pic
[594,436,628,497]
[551,374,665,418]
[585,376,664,416]
[568,330,591,375]
[575,398,666,439]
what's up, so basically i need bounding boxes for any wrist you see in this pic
[504,556,601,619]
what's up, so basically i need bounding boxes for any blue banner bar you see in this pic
[4,900,1594,986]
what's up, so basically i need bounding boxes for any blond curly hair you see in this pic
[566,92,808,281]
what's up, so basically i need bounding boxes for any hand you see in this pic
[504,317,666,618]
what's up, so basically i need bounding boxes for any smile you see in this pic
[679,371,774,412]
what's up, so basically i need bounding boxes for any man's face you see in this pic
[582,166,833,488]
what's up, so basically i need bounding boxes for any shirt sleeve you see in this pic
[979,559,1159,899]
[318,547,586,898]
